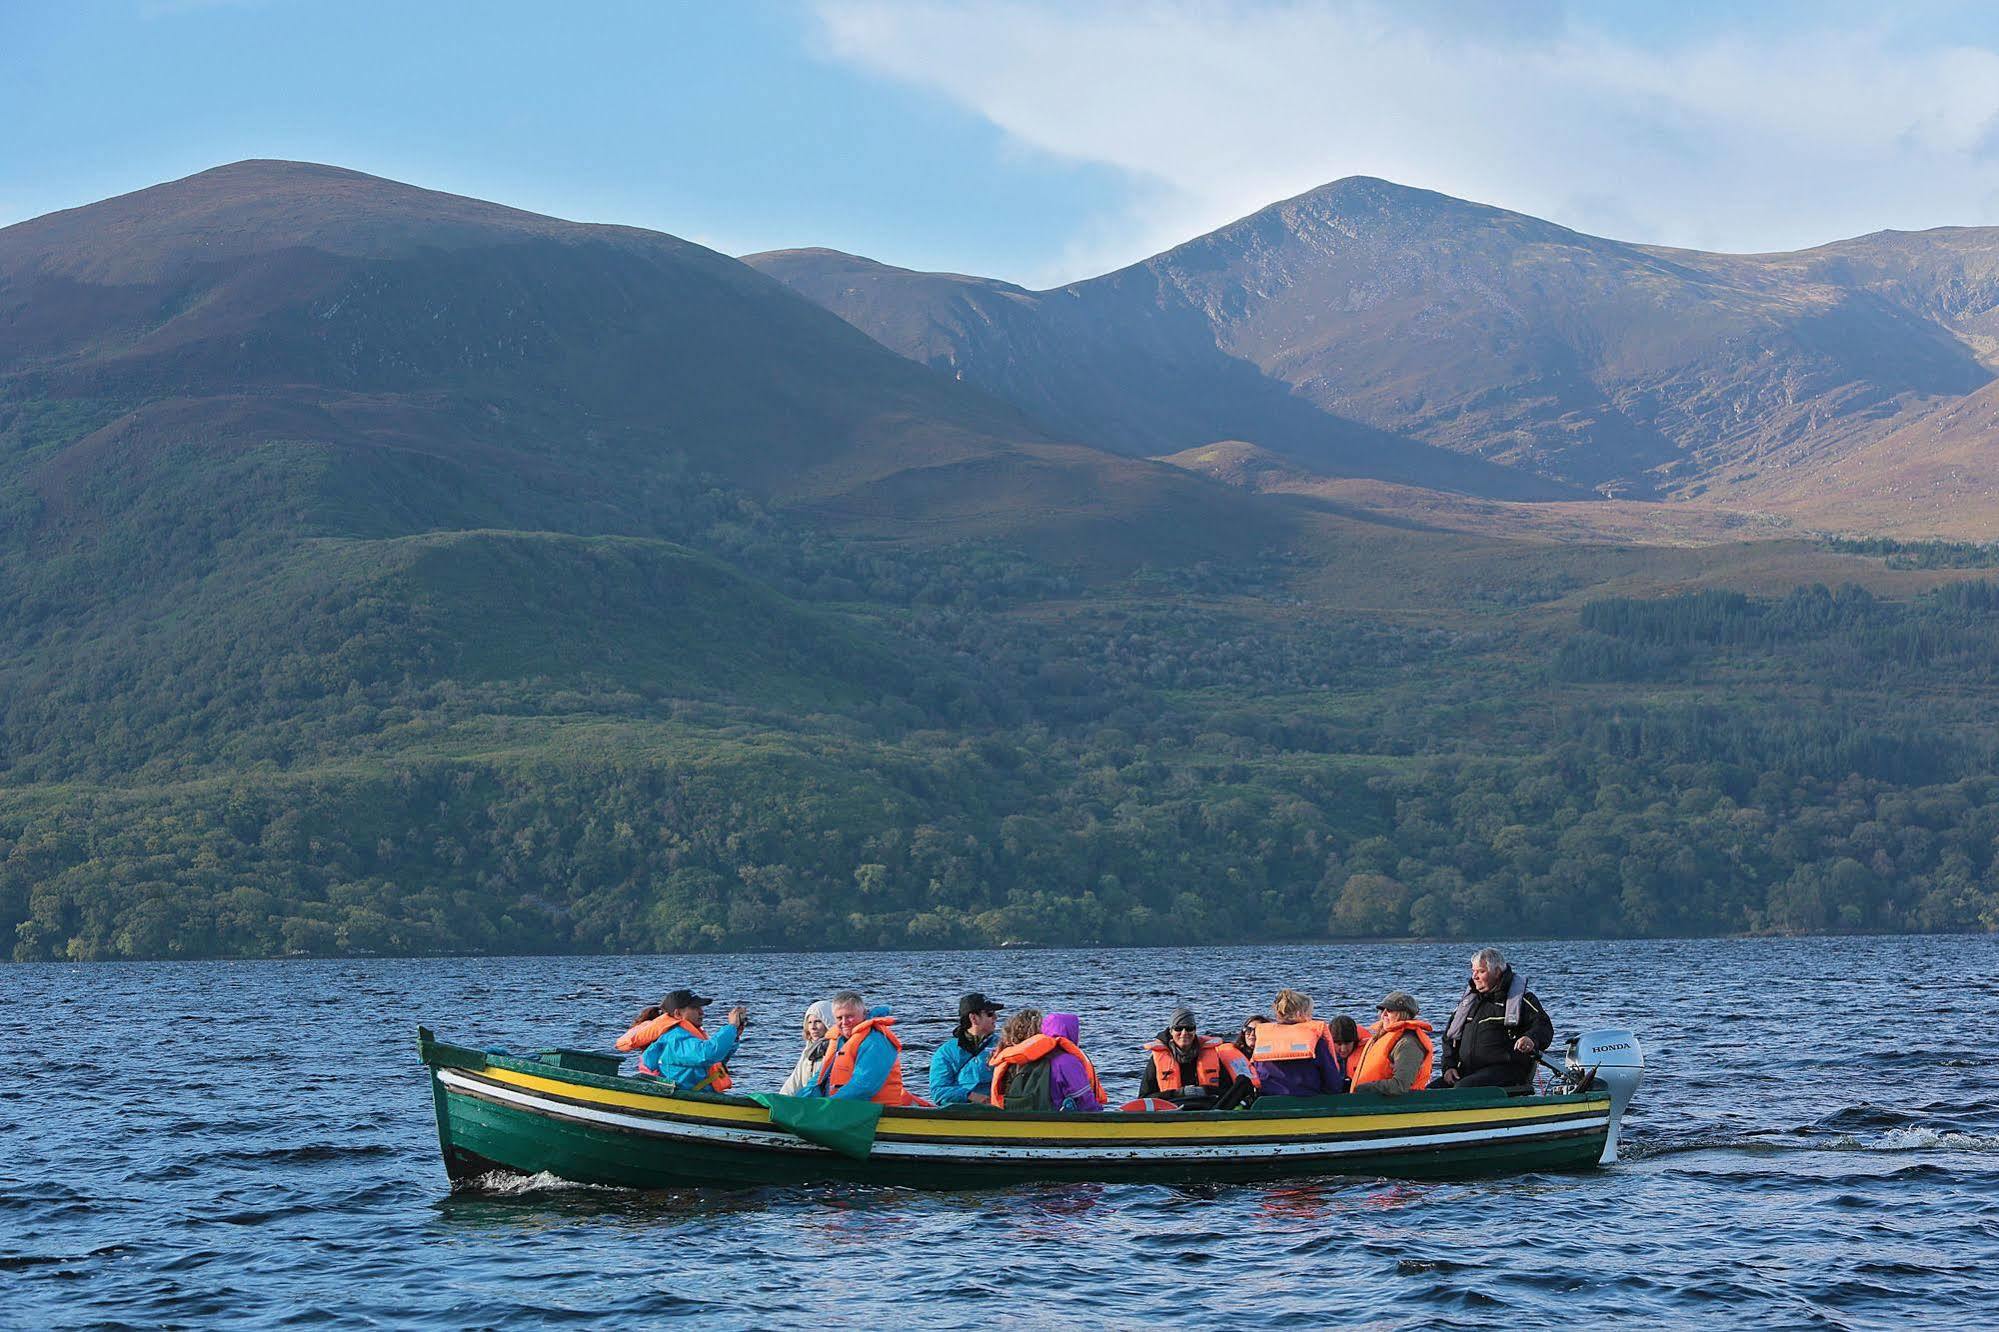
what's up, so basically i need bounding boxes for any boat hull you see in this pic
[421,1031,1616,1190]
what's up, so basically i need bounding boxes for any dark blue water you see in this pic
[6,937,1996,1328]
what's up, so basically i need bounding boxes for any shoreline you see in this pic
[6,925,1984,966]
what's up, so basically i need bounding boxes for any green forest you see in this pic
[6,467,1999,960]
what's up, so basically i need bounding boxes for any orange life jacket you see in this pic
[823,1016,911,1106]
[1144,1036,1254,1092]
[625,1015,733,1092]
[988,1034,1108,1110]
[1351,1018,1434,1091]
[1252,1019,1331,1063]
[616,1012,675,1052]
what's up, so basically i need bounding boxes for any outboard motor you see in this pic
[1566,1030,1644,1164]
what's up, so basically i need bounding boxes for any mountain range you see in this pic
[6,160,1999,962]
[749,177,1999,534]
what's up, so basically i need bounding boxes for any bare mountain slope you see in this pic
[749,240,1578,502]
[750,178,1999,516]
[1738,379,1999,538]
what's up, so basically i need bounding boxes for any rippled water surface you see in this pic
[6,937,1997,1328]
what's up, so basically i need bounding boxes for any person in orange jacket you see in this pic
[616,988,744,1091]
[1249,989,1346,1097]
[1138,1007,1255,1102]
[1350,991,1435,1095]
[989,1011,1107,1111]
[810,989,915,1104]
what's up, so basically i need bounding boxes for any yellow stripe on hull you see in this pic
[479,1067,774,1122]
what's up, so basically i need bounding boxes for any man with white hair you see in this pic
[1436,946,1555,1089]
[811,988,914,1104]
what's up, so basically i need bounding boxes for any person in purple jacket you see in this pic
[989,1009,1108,1111]
[1249,988,1348,1098]
[1040,1013,1106,1112]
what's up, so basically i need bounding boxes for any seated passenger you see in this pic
[778,999,835,1097]
[1328,1015,1364,1084]
[1139,1006,1255,1102]
[1250,989,1346,1097]
[1350,991,1434,1096]
[995,1008,1043,1057]
[929,991,1004,1106]
[811,989,921,1104]
[989,1011,1107,1111]
[1436,946,1556,1090]
[633,988,746,1092]
[1238,1014,1271,1069]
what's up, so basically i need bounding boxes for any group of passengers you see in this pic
[614,946,1556,1110]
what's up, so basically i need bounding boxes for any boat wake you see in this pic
[1624,1093,1999,1161]
[1627,1125,1999,1160]
[1865,1127,1999,1153]
[456,1170,634,1196]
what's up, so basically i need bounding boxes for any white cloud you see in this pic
[815,1,1999,285]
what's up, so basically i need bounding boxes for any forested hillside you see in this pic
[3,164,1997,961]
[8,518,1999,959]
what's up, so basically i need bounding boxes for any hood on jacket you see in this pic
[1041,1012,1081,1043]
[803,999,835,1051]
[865,1004,894,1021]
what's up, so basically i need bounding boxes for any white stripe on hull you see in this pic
[438,1069,1608,1164]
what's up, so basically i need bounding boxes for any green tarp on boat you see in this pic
[747,1093,883,1160]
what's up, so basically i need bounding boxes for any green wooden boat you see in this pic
[419,1027,1644,1189]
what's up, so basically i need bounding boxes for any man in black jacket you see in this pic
[1436,947,1555,1089]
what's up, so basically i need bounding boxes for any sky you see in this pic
[9,1,1999,287]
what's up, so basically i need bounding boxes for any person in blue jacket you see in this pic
[929,992,1004,1106]
[640,988,746,1091]
[810,990,912,1102]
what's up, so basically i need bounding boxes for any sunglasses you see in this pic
[1170,1024,1198,1033]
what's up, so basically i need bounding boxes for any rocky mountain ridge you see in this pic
[749,177,1999,531]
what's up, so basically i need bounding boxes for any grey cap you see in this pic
[1377,990,1419,1017]
[1169,1006,1198,1031]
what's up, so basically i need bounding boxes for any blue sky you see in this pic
[9,2,1999,286]
[1,1,1134,282]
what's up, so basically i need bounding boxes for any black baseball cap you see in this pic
[958,992,1004,1018]
[663,988,714,1011]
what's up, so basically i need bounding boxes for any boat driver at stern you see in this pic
[1435,947,1555,1090]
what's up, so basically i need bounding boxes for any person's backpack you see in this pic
[1000,1057,1056,1111]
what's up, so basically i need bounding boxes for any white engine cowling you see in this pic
[1566,1029,1644,1164]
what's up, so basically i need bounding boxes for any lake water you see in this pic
[6,936,1996,1328]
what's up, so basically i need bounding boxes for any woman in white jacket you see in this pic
[778,999,836,1096]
